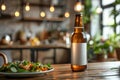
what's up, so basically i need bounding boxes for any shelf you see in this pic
[19,1,66,23]
[20,17,65,22]
[22,3,65,8]
[0,13,14,20]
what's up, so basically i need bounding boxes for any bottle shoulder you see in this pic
[72,32,86,37]
[71,33,86,43]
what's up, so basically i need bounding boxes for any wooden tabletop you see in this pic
[0,61,120,80]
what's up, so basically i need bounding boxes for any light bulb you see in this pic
[64,12,70,18]
[50,6,55,12]
[96,7,103,14]
[74,2,82,12]
[15,11,20,17]
[1,4,6,11]
[40,11,46,18]
[25,3,30,11]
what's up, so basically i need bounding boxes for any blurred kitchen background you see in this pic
[0,0,120,64]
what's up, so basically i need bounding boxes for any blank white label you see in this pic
[71,43,87,65]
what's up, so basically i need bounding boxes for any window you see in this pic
[102,7,114,25]
[116,26,120,34]
[101,0,120,39]
[103,26,114,39]
[102,0,115,5]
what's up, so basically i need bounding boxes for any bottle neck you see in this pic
[74,27,84,33]
[74,14,83,27]
[74,14,85,33]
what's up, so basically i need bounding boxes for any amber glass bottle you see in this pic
[71,14,87,72]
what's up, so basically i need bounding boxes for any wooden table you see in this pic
[0,61,120,80]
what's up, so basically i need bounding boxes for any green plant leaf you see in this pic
[17,68,29,72]
[10,67,17,72]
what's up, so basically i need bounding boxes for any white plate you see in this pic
[0,68,54,77]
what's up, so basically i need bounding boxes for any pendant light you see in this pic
[15,11,20,17]
[14,0,20,17]
[40,11,46,18]
[74,0,83,12]
[64,12,70,18]
[25,3,30,11]
[1,3,6,11]
[50,5,55,12]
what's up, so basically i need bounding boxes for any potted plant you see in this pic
[88,35,109,62]
[109,0,120,60]
[108,34,120,60]
[93,41,109,61]
[105,34,118,58]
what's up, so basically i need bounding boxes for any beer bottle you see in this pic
[71,13,87,72]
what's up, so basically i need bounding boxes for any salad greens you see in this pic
[0,60,53,73]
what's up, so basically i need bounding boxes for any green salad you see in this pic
[0,60,53,73]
